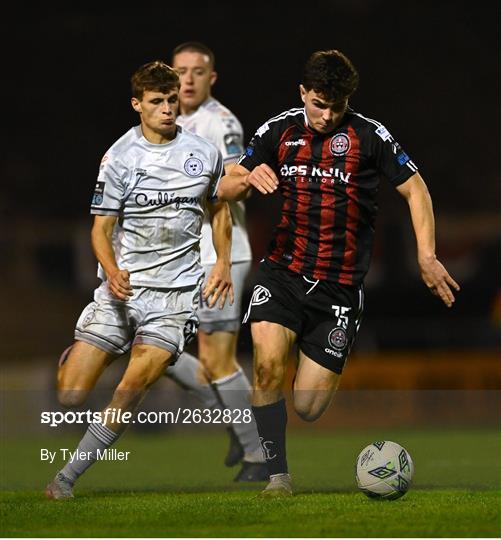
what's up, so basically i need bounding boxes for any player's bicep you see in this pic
[395,172,426,201]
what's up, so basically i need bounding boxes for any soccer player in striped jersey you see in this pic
[45,61,233,499]
[166,42,267,481]
[218,49,460,496]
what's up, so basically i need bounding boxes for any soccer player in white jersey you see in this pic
[165,42,267,482]
[45,61,233,499]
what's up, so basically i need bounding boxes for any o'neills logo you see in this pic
[135,192,200,209]
[284,139,306,146]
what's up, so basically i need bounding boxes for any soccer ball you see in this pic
[355,441,414,500]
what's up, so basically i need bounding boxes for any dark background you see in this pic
[1,2,500,358]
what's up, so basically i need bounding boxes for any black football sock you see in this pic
[252,399,288,476]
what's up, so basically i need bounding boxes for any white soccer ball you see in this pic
[355,440,414,500]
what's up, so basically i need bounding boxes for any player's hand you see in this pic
[108,269,133,301]
[203,261,234,309]
[247,164,279,195]
[419,256,460,308]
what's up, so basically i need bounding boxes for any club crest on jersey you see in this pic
[328,327,347,350]
[330,133,351,156]
[184,157,203,177]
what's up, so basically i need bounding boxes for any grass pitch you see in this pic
[1,427,500,537]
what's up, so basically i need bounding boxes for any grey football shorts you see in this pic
[74,281,201,359]
[198,260,252,334]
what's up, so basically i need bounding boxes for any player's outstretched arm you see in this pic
[396,172,460,308]
[91,214,133,301]
[204,201,234,309]
[217,163,279,201]
[217,163,252,201]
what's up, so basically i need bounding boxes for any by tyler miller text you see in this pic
[40,448,130,463]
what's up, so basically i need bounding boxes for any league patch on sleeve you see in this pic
[224,133,242,155]
[375,125,391,141]
[91,181,105,206]
[397,151,410,165]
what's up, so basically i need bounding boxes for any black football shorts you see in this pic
[243,259,364,374]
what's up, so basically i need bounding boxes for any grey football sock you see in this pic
[166,352,222,410]
[60,423,119,483]
[213,369,264,463]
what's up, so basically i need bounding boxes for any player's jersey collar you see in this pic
[134,125,182,148]
[302,107,349,136]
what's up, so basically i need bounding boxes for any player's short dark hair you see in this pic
[302,50,359,102]
[171,41,215,68]
[131,60,180,100]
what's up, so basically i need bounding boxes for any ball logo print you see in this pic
[355,441,414,500]
[184,157,203,177]
[330,133,351,156]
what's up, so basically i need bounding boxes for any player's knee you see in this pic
[115,376,148,396]
[294,403,323,422]
[201,353,238,380]
[254,359,286,391]
[57,389,88,408]
[293,394,329,422]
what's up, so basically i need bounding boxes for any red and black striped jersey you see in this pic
[238,107,418,286]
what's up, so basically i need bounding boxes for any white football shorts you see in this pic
[74,280,201,358]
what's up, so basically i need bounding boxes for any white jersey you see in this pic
[177,97,252,264]
[90,125,223,288]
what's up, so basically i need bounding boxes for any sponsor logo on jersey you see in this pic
[280,163,351,184]
[184,157,204,176]
[284,138,306,146]
[135,192,201,209]
[330,133,351,156]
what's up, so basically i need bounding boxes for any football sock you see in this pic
[252,399,288,475]
[60,423,119,483]
[166,352,222,411]
[213,369,264,463]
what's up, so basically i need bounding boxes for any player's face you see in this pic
[300,86,348,134]
[131,89,180,143]
[172,51,216,114]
